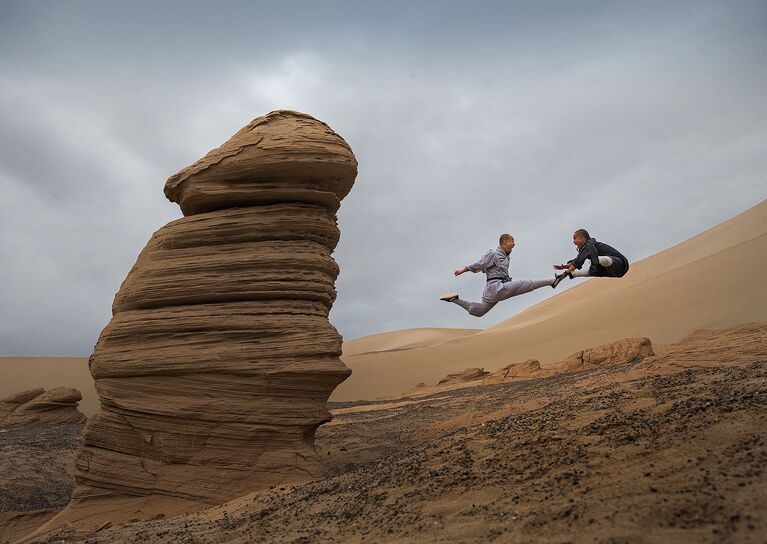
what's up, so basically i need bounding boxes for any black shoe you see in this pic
[552,273,567,288]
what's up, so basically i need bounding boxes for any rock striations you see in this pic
[41,111,358,532]
[560,337,653,372]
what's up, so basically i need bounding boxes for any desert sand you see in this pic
[342,327,480,356]
[334,198,767,401]
[4,323,765,543]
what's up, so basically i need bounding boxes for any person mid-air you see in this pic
[439,233,557,317]
[552,229,629,287]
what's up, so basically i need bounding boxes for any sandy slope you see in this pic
[342,327,480,356]
[333,199,767,401]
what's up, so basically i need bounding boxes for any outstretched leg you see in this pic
[495,278,552,301]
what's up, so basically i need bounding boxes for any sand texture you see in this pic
[0,422,84,544]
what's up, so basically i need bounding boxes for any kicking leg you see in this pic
[496,279,552,301]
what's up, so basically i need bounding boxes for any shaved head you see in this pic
[574,229,590,240]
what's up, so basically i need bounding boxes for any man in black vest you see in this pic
[552,229,629,287]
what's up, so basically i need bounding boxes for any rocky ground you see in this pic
[27,355,766,543]
[0,423,83,544]
[0,423,82,513]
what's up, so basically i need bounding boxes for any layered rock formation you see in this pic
[41,111,358,532]
[0,388,85,426]
[634,323,767,371]
[560,337,653,372]
[484,359,544,384]
[436,368,490,386]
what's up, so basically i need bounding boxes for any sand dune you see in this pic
[333,199,767,401]
[341,327,480,356]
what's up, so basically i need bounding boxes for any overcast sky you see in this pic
[1,1,765,355]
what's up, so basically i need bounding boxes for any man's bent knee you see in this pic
[469,304,493,317]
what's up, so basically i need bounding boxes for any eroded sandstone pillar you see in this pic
[44,110,357,530]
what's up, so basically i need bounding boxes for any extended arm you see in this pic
[455,250,493,276]
[554,239,596,273]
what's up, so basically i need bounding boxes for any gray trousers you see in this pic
[451,278,552,317]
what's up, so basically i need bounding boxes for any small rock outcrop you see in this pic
[484,359,544,384]
[561,337,654,372]
[41,111,358,532]
[0,388,85,426]
[437,368,490,386]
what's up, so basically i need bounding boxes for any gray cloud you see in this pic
[1,0,765,354]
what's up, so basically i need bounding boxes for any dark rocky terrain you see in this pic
[27,357,766,543]
[0,423,83,544]
[0,423,82,513]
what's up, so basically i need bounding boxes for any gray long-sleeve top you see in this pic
[467,247,511,282]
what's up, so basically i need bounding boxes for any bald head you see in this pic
[499,233,515,253]
[573,228,590,249]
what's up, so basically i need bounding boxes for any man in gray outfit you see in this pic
[440,233,556,317]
